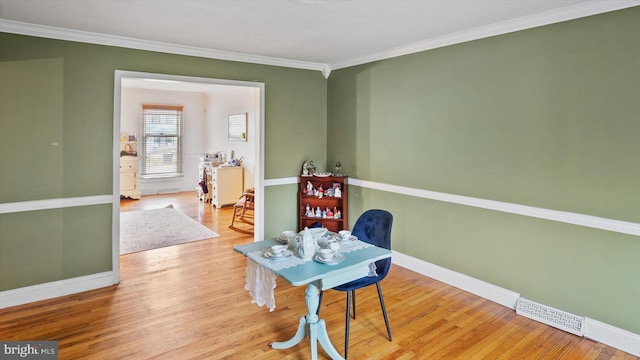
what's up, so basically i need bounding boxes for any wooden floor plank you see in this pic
[0,192,636,359]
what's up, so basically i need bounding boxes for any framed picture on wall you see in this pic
[228,113,248,141]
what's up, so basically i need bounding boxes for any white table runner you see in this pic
[244,239,373,311]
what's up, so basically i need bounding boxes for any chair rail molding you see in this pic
[0,195,114,214]
[347,178,640,237]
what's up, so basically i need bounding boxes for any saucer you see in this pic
[264,249,293,259]
[339,235,358,241]
[276,235,290,243]
[314,253,345,265]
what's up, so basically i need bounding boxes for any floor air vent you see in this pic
[158,188,180,194]
[516,297,584,336]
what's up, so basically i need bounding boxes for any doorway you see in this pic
[112,70,264,283]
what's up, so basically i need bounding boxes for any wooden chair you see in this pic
[229,189,254,229]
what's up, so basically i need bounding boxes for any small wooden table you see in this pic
[234,239,392,360]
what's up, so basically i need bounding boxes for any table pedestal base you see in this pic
[270,281,344,360]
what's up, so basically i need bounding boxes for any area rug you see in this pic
[120,207,220,254]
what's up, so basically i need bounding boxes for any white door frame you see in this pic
[112,70,265,284]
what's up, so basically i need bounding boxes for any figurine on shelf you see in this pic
[335,161,344,177]
[327,208,334,218]
[334,186,342,198]
[302,160,316,177]
[317,184,323,198]
[335,210,342,219]
[315,206,322,218]
[306,181,313,195]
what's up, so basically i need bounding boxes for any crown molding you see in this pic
[0,19,328,76]
[1,1,638,77]
[329,0,640,70]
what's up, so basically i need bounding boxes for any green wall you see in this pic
[328,8,640,334]
[0,32,326,291]
[0,205,112,289]
[1,6,639,339]
[0,58,64,202]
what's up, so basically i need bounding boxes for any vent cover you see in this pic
[516,297,584,336]
[158,188,180,194]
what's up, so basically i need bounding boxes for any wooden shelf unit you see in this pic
[298,176,347,232]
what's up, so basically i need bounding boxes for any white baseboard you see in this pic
[585,317,640,357]
[392,251,520,309]
[392,251,640,357]
[0,271,116,309]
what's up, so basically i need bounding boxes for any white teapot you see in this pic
[298,227,316,260]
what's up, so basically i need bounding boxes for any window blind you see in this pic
[141,105,183,176]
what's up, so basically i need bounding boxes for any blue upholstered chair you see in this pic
[317,209,393,359]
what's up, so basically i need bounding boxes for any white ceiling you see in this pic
[1,0,639,76]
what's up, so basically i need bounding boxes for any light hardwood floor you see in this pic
[0,192,637,359]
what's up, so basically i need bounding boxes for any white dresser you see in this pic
[120,156,141,199]
[211,166,243,208]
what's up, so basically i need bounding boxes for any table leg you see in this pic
[316,319,343,359]
[270,281,344,360]
[270,316,307,349]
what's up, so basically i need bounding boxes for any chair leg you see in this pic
[230,207,239,227]
[376,282,392,341]
[345,290,352,359]
[351,289,357,319]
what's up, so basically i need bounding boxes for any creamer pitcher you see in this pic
[298,227,316,260]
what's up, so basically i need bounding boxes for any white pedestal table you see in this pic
[234,238,391,360]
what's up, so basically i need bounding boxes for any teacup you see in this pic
[338,230,351,240]
[281,230,295,240]
[271,245,287,257]
[317,248,335,260]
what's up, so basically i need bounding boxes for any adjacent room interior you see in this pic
[117,74,261,252]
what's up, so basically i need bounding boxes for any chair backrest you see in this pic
[243,192,255,210]
[351,209,393,278]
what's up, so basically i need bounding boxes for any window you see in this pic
[141,104,183,177]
